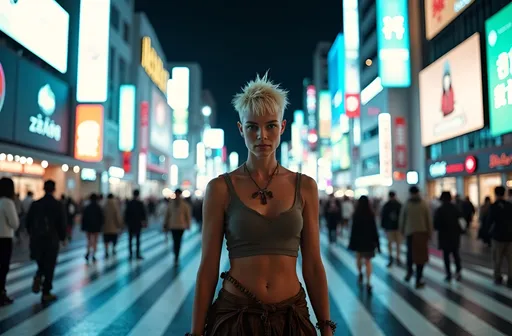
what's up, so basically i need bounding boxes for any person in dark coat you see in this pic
[434,191,463,282]
[124,189,147,260]
[324,194,342,244]
[25,180,66,303]
[478,196,492,246]
[380,191,402,267]
[349,195,380,293]
[81,193,104,263]
[461,196,475,233]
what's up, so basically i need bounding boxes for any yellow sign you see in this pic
[141,36,169,94]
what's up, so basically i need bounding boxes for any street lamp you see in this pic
[202,105,212,117]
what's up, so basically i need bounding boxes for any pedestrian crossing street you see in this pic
[1,226,511,336]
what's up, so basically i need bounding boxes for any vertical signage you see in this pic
[394,117,407,169]
[306,85,317,130]
[74,104,104,162]
[318,91,331,140]
[140,102,149,153]
[76,0,110,103]
[328,34,345,122]
[167,67,190,138]
[485,2,512,137]
[378,113,393,185]
[119,85,136,152]
[343,0,361,118]
[376,0,411,88]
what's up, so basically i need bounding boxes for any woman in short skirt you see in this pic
[188,73,335,336]
[349,195,380,293]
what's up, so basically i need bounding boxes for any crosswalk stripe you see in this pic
[128,248,229,336]
[320,236,448,336]
[61,235,203,336]
[6,230,160,282]
[0,234,200,336]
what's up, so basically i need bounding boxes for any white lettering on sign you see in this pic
[29,114,61,141]
[378,113,393,185]
[382,16,405,40]
[494,49,512,110]
[429,161,447,177]
[76,120,101,157]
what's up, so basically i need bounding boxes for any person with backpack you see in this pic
[486,186,512,288]
[380,191,402,267]
[25,180,66,303]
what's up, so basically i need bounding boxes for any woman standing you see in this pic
[434,191,463,281]
[348,196,380,293]
[0,178,19,305]
[81,193,104,262]
[103,194,123,258]
[163,189,191,264]
[189,73,334,336]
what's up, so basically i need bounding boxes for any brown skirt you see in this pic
[204,287,317,336]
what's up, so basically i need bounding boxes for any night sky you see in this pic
[134,0,342,158]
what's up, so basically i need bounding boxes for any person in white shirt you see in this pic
[0,177,20,306]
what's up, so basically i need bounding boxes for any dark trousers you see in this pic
[129,229,141,257]
[171,229,185,260]
[406,235,424,282]
[35,246,59,294]
[327,220,337,244]
[443,249,461,277]
[0,238,13,293]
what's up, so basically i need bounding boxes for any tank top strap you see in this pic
[222,173,236,195]
[295,173,302,203]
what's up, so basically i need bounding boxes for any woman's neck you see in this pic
[245,154,278,178]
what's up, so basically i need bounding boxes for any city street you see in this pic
[1,224,510,336]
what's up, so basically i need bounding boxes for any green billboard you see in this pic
[486,3,512,137]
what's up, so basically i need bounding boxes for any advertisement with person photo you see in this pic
[419,33,484,146]
[0,48,17,142]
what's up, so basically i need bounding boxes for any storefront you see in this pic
[426,146,512,206]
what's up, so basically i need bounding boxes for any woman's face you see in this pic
[237,112,286,158]
[443,75,451,91]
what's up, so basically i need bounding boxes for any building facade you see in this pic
[422,0,512,206]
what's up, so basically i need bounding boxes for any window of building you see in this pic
[110,5,120,30]
[123,21,130,43]
[118,58,126,84]
[362,126,378,141]
[362,155,380,175]
[109,47,116,83]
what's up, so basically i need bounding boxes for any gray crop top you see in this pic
[222,173,303,259]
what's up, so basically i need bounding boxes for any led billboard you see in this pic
[150,89,172,154]
[485,2,512,137]
[0,0,69,73]
[118,85,136,152]
[425,0,475,40]
[0,47,17,141]
[74,104,104,162]
[328,34,345,124]
[167,67,189,137]
[376,0,411,88]
[419,33,484,146]
[76,0,110,103]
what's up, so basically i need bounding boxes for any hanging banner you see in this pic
[394,117,407,169]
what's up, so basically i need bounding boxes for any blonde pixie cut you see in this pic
[232,72,289,121]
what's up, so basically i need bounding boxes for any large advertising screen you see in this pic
[14,59,70,154]
[485,2,512,137]
[425,0,475,40]
[419,33,484,146]
[76,0,110,103]
[0,47,17,141]
[150,89,172,155]
[0,0,69,73]
[328,34,344,124]
[376,0,411,88]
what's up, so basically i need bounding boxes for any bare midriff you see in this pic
[224,254,301,303]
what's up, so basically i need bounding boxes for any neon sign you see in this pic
[141,37,169,94]
[429,156,477,177]
[29,84,61,142]
[489,153,512,169]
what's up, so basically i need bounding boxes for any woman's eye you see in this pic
[246,125,257,130]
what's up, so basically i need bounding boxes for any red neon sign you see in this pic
[465,156,477,174]
[489,153,512,169]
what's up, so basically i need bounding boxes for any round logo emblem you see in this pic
[464,156,477,174]
[0,63,5,113]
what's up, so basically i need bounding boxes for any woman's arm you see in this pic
[190,177,227,334]
[300,176,333,336]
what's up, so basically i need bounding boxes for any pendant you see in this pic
[251,189,273,205]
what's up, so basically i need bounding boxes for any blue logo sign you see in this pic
[376,0,411,88]
[328,34,345,123]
